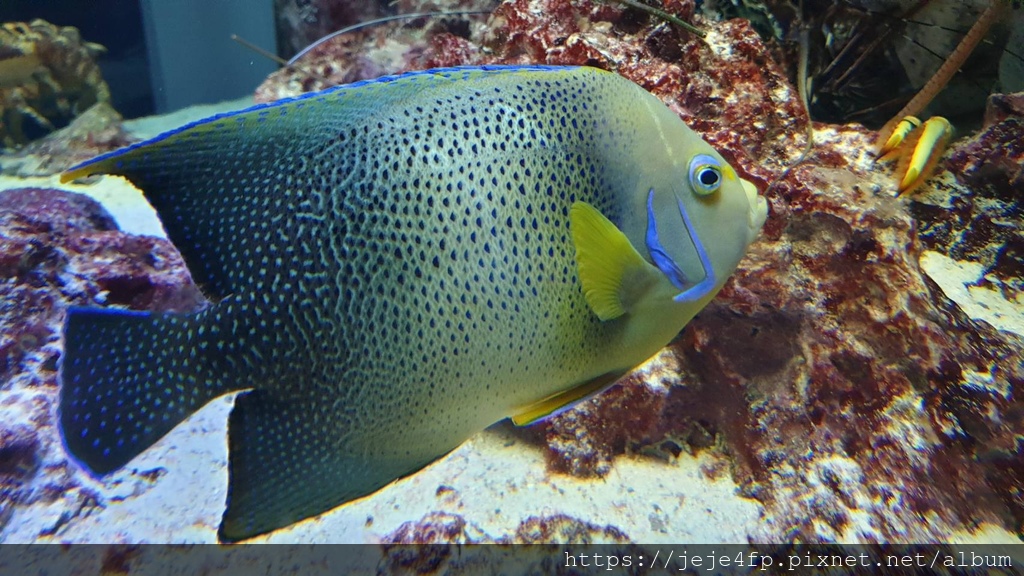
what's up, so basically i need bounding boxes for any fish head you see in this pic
[643,143,768,298]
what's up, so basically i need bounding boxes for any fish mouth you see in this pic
[742,179,768,233]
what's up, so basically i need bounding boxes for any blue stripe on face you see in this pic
[672,195,718,303]
[644,188,719,303]
[646,189,687,290]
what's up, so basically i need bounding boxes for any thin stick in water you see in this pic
[874,0,1009,154]
[231,34,288,66]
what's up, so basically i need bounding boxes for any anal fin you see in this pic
[510,371,624,426]
[220,390,439,542]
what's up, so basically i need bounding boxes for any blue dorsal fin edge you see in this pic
[64,65,582,177]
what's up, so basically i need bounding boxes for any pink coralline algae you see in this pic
[379,512,633,572]
[0,187,203,534]
[259,0,498,102]
[261,0,1023,542]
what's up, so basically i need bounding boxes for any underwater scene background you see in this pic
[0,0,1022,550]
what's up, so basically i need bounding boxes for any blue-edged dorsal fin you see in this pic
[60,92,334,301]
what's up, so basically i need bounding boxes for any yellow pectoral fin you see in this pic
[569,201,652,321]
[510,371,624,426]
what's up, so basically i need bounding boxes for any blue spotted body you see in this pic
[58,65,767,541]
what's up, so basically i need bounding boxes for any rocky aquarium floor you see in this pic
[1,0,1023,547]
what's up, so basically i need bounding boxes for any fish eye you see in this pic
[688,155,722,196]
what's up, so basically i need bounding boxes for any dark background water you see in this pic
[1,0,278,118]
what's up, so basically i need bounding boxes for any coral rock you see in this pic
[0,186,118,235]
[0,19,111,147]
[921,91,1024,295]
[0,424,40,485]
[0,102,133,177]
[385,511,471,544]
[511,513,630,544]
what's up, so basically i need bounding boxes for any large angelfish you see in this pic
[58,65,768,541]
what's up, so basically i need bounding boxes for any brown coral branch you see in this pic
[874,0,1010,153]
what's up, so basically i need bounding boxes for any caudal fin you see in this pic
[59,307,229,475]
